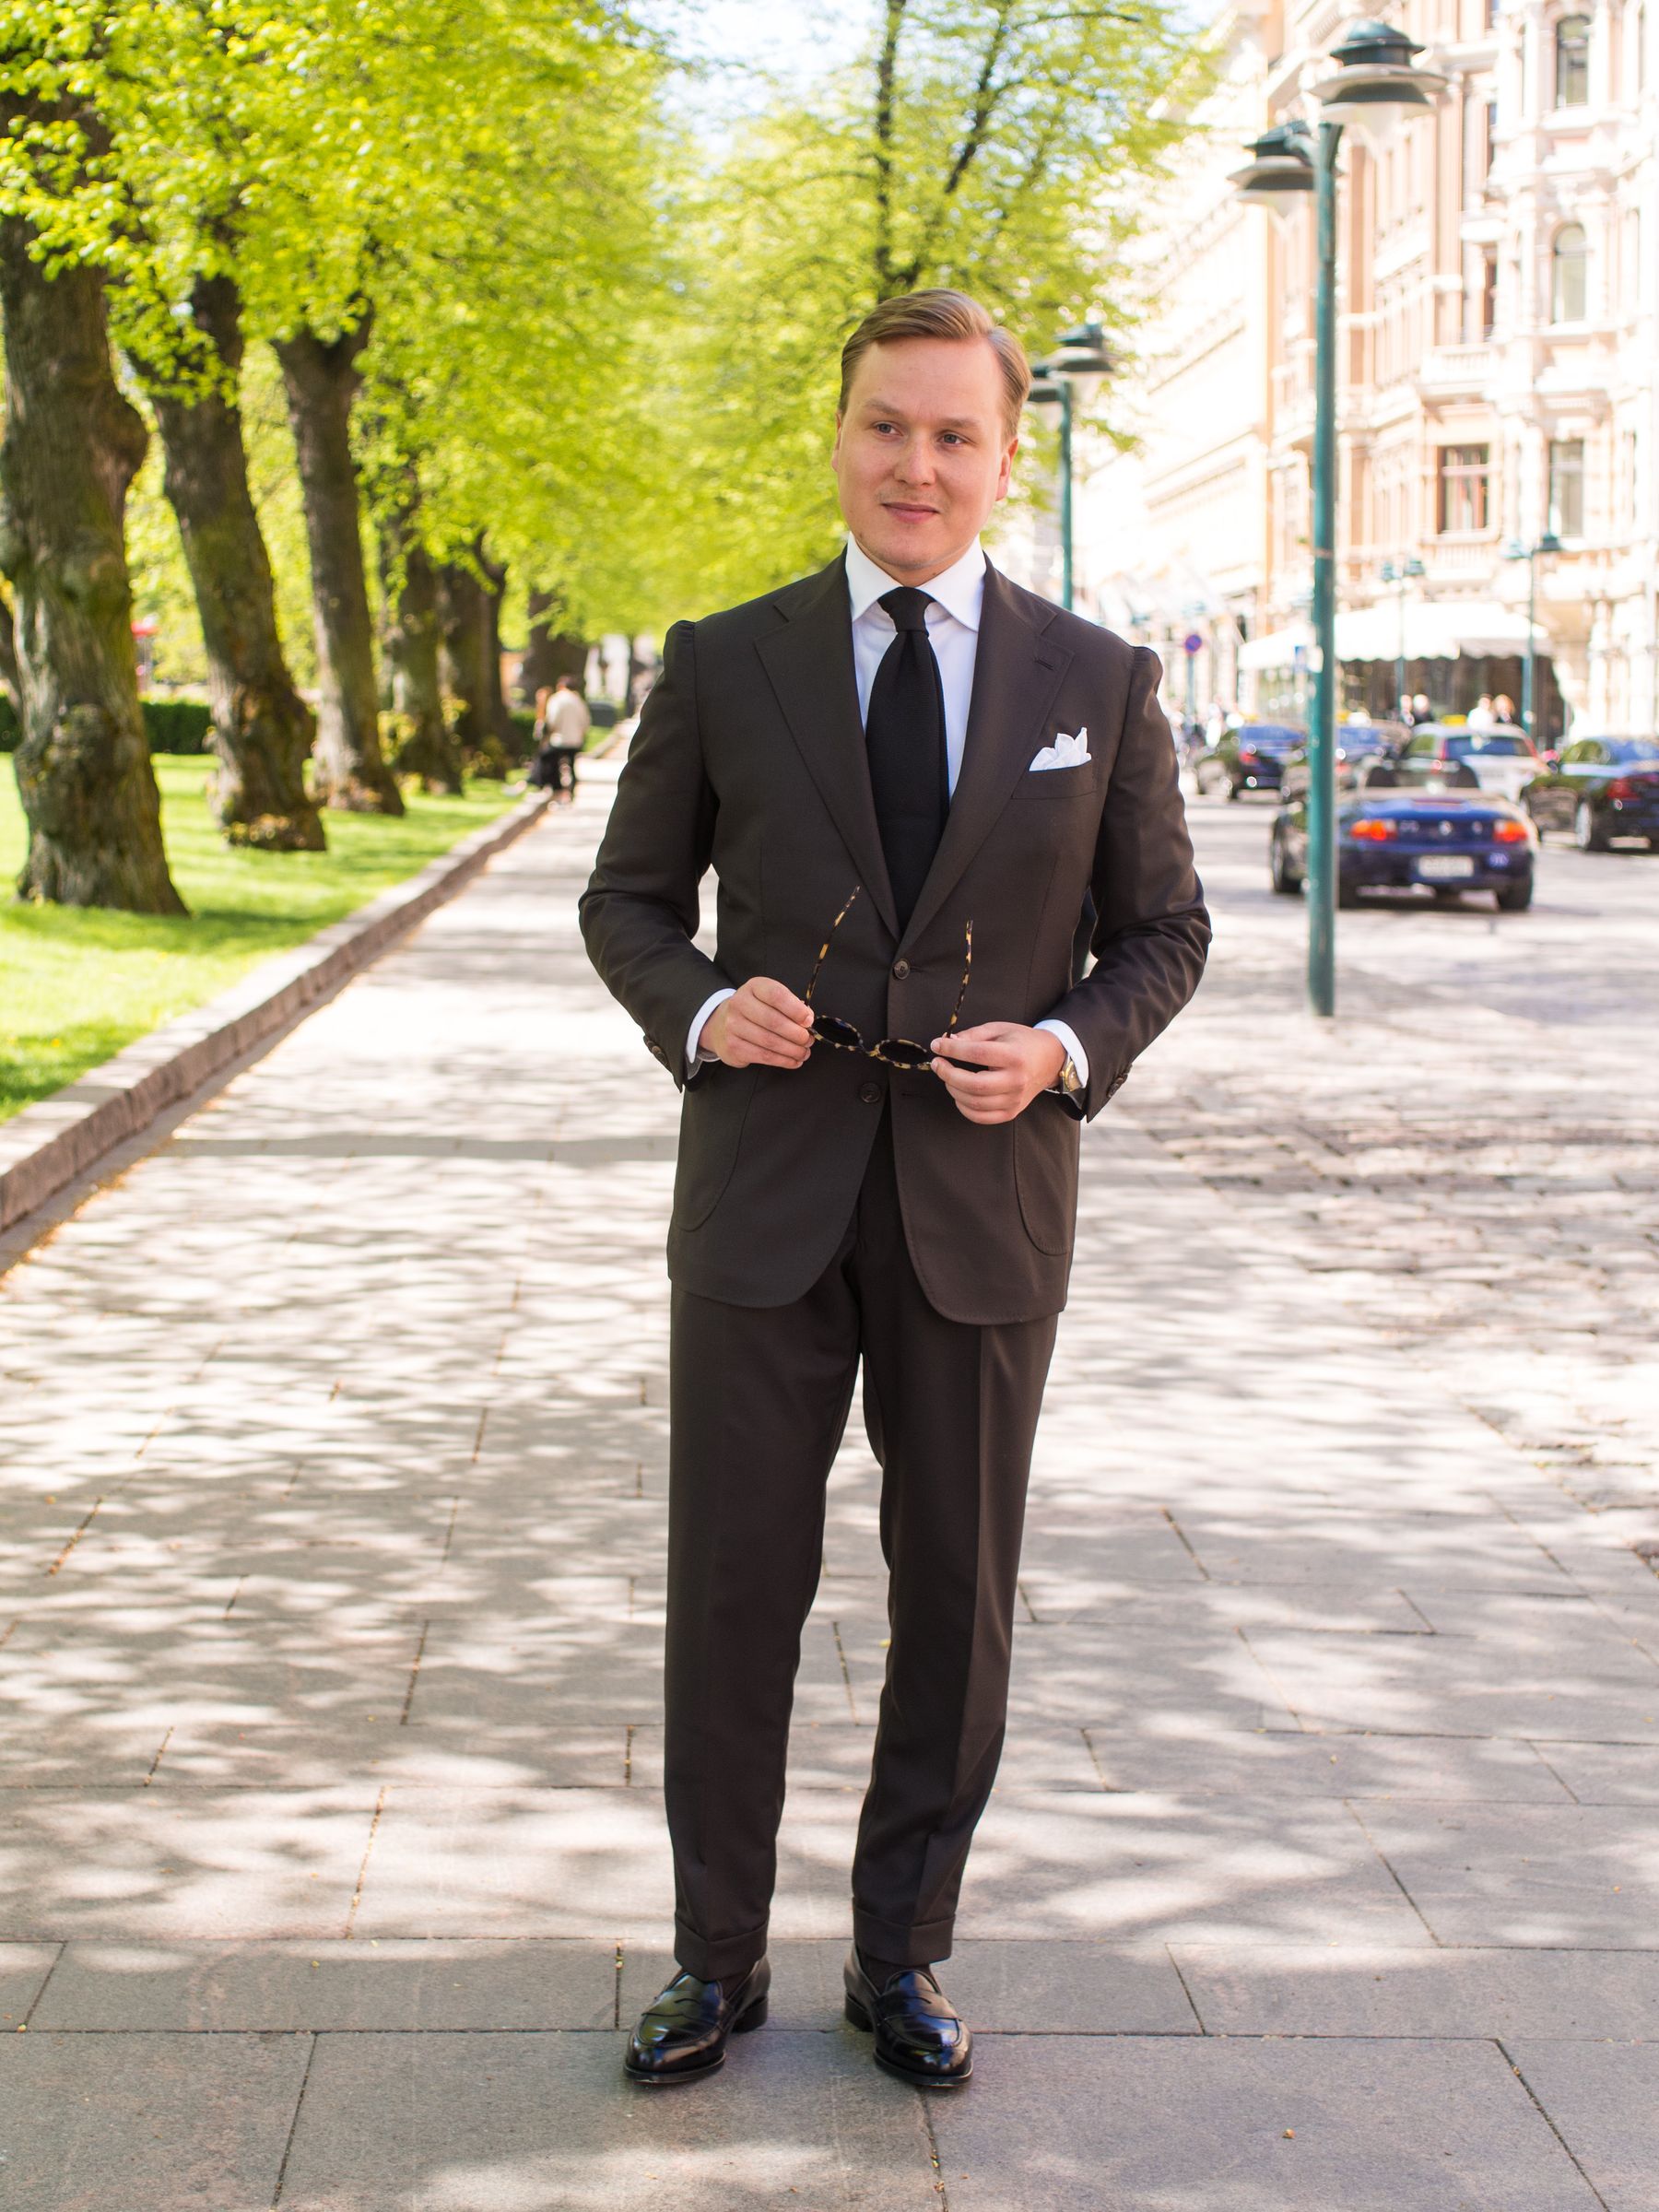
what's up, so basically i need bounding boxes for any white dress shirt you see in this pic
[687,538,1088,1086]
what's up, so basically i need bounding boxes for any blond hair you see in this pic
[839,289,1030,440]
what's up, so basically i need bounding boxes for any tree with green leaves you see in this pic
[0,18,184,912]
[649,0,1210,613]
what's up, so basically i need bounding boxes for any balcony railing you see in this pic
[1417,344,1498,397]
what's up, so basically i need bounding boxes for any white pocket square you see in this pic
[1029,727,1090,772]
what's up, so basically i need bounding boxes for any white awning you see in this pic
[1335,599,1535,662]
[1238,625,1312,671]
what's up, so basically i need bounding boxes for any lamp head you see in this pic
[1310,18,1446,154]
[1536,530,1562,555]
[1229,121,1315,225]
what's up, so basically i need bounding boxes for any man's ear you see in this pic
[831,410,844,466]
[994,434,1019,500]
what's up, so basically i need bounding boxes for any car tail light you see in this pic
[1492,818,1530,842]
[1238,746,1259,763]
[1348,818,1397,841]
[1606,776,1638,800]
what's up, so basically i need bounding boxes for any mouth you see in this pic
[882,502,940,522]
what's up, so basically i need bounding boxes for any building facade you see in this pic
[1073,0,1658,740]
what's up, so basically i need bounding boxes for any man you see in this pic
[543,671,590,801]
[581,289,1209,2091]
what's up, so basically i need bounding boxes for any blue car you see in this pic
[1270,757,1538,911]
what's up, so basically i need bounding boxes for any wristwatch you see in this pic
[1051,1053,1084,1102]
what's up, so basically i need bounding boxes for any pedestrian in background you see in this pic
[1409,692,1433,724]
[541,673,590,803]
[1493,692,1518,725]
[1467,694,1498,732]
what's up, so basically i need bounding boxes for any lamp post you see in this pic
[1025,324,1113,612]
[1230,21,1445,1017]
[1381,555,1426,716]
[1503,531,1561,741]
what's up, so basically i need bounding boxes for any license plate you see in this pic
[1418,855,1476,880]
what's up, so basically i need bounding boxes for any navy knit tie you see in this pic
[866,587,947,930]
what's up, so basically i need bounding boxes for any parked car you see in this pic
[1194,722,1307,799]
[1270,756,1538,910]
[1400,723,1545,801]
[1277,723,1410,805]
[1520,735,1659,850]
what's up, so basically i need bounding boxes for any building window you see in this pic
[1484,98,1499,176]
[1438,444,1492,533]
[1551,224,1588,320]
[1555,14,1591,105]
[1621,429,1640,525]
[1549,437,1586,535]
[1481,247,1499,337]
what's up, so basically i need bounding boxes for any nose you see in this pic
[894,434,936,485]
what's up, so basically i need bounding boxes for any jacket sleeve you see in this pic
[578,620,729,1086]
[1042,645,1211,1120]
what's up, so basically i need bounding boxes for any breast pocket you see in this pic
[1010,765,1104,804]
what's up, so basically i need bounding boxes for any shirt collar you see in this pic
[844,535,986,633]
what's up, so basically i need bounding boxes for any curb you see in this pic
[0,790,550,1235]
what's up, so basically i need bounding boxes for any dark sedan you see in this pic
[1270,758,1538,911]
[1521,735,1659,850]
[1194,722,1306,799]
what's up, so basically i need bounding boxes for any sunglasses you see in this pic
[802,886,974,1073]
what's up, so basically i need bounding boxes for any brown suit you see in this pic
[581,552,1208,1977]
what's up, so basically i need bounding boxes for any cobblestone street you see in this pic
[2,767,1657,2209]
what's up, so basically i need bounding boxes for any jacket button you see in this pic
[891,959,910,980]
[859,1081,882,1106]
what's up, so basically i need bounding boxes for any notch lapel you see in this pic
[901,564,1072,949]
[754,557,900,939]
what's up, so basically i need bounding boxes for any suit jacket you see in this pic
[580,553,1210,1325]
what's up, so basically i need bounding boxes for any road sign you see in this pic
[1182,632,1203,655]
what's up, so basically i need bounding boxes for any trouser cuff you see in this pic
[673,1913,770,1983]
[852,1906,955,1968]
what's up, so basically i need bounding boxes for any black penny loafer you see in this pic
[623,1959,771,2084]
[843,1950,972,2088]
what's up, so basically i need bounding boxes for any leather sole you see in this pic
[843,1994,972,2088]
[623,1993,769,2085]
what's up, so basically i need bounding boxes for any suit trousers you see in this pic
[664,1108,1059,1981]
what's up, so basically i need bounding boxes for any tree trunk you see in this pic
[0,219,184,912]
[274,320,402,814]
[138,276,324,850]
[519,587,587,707]
[0,588,19,715]
[436,552,502,756]
[378,498,464,794]
[476,542,519,751]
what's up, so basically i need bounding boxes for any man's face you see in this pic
[831,336,1018,584]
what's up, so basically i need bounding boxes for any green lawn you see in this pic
[0,758,522,1123]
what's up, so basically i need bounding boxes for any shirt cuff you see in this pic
[687,988,736,1070]
[1035,1018,1088,1087]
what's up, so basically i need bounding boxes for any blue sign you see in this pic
[1182,632,1203,655]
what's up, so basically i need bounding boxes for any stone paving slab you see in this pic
[1508,2042,1659,2212]
[1082,1727,1576,1800]
[0,2029,311,2212]
[1353,1801,1659,1947]
[276,2029,940,2212]
[31,1937,617,2032]
[1173,1940,1659,2039]
[0,1940,57,2026]
[928,2033,1604,2210]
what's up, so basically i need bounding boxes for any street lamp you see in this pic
[1024,323,1113,612]
[1230,20,1445,1018]
[1380,555,1426,717]
[1503,531,1562,742]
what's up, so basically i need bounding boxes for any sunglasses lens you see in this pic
[813,1017,862,1049]
[882,1040,934,1070]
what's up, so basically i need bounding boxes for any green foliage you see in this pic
[643,0,1214,613]
[0,755,519,1118]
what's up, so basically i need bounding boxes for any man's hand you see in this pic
[931,1025,1066,1124]
[701,978,814,1070]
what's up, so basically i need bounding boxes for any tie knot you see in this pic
[878,586,934,634]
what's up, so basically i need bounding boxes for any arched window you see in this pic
[1552,223,1588,320]
[1556,14,1592,104]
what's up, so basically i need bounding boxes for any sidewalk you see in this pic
[2,774,1656,2210]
